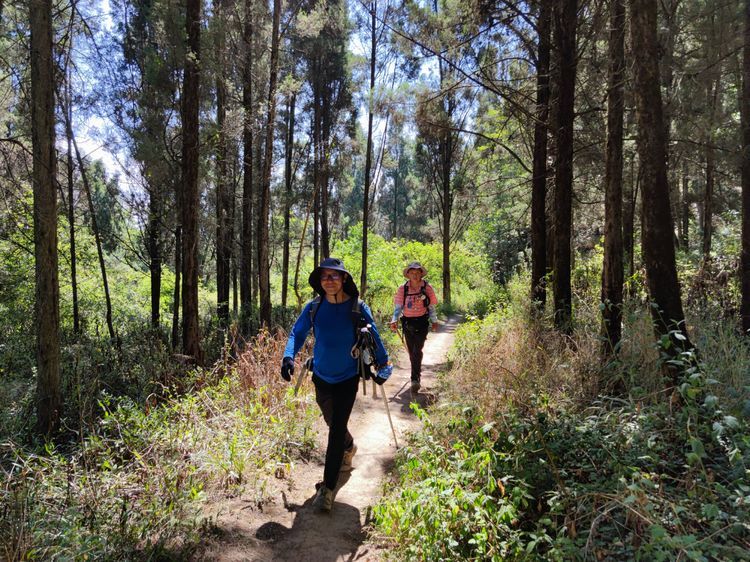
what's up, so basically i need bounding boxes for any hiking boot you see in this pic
[410,379,421,394]
[340,443,357,472]
[312,485,335,513]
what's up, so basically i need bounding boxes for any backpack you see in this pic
[401,281,431,312]
[308,295,375,379]
[308,295,369,338]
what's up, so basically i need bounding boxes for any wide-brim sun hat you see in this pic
[309,257,359,297]
[403,261,427,278]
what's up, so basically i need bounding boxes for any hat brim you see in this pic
[309,265,359,297]
[403,266,427,278]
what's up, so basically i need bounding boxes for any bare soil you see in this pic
[194,318,458,562]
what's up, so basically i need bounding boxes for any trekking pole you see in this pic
[293,357,312,396]
[395,325,409,355]
[381,383,399,449]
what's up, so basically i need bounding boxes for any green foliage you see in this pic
[0,335,318,560]
[331,225,494,318]
[374,269,750,561]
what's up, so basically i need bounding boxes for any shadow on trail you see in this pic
[251,474,369,562]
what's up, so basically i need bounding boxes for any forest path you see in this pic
[195,317,459,561]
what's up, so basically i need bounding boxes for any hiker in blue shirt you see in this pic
[281,257,391,513]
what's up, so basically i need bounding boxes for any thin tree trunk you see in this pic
[552,0,577,333]
[216,0,231,327]
[252,134,262,308]
[181,0,202,362]
[282,93,296,308]
[361,0,377,297]
[703,142,714,261]
[313,101,321,265]
[70,130,116,342]
[31,0,61,435]
[681,162,690,249]
[441,131,452,308]
[148,185,162,329]
[601,0,625,359]
[172,226,182,349]
[258,0,282,327]
[630,0,693,373]
[294,186,316,308]
[65,83,80,334]
[531,0,551,307]
[240,0,254,331]
[741,0,750,334]
[320,136,331,258]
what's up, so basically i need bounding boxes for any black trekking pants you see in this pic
[401,314,429,382]
[313,374,359,491]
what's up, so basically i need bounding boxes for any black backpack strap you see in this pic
[422,281,430,303]
[308,295,322,335]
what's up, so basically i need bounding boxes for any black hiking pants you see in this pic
[401,314,429,382]
[313,373,359,491]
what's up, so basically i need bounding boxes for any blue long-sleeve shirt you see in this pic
[284,297,389,384]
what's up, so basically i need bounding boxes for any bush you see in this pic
[373,269,750,561]
[0,332,318,560]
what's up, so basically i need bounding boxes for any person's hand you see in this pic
[389,321,398,333]
[374,362,393,385]
[281,357,294,382]
[432,322,439,332]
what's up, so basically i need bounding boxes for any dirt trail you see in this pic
[195,318,458,562]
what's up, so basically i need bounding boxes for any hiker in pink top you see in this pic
[389,261,439,393]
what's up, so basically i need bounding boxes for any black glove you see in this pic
[281,357,294,382]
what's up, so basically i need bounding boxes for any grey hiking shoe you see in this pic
[410,379,421,394]
[340,443,357,472]
[312,485,335,513]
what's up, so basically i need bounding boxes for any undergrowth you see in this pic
[0,331,318,560]
[373,273,750,561]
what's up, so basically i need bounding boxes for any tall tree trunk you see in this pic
[320,136,331,258]
[240,0,254,331]
[681,162,690,249]
[215,0,231,327]
[552,0,577,333]
[252,134,262,307]
[65,83,80,334]
[660,0,680,245]
[31,0,61,435]
[742,0,750,334]
[441,131,453,307]
[258,0,282,327]
[313,93,321,265]
[702,75,720,263]
[630,0,692,375]
[70,129,116,342]
[361,0,377,297]
[148,184,162,329]
[531,0,551,307]
[181,0,202,362]
[601,0,625,359]
[282,93,296,308]
[623,156,638,280]
[702,142,714,261]
[172,226,182,349]
[295,188,315,308]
